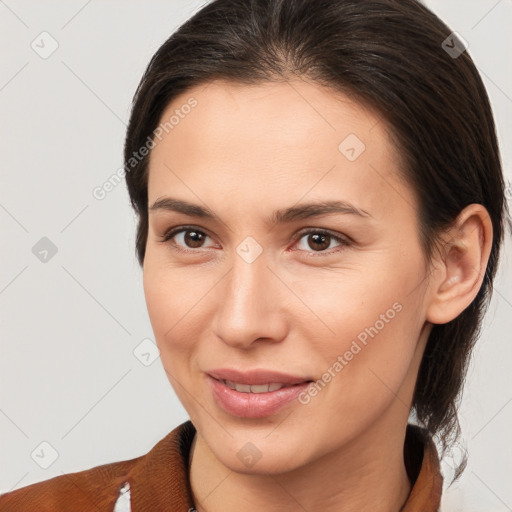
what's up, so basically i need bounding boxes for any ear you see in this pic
[426,204,493,325]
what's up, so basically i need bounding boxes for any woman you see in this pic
[1,0,508,510]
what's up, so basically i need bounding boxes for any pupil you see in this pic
[186,231,203,248]
[310,234,329,250]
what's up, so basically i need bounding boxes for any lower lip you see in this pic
[208,376,311,418]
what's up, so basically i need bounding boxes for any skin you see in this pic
[143,78,492,511]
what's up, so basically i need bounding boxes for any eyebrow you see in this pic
[149,197,371,225]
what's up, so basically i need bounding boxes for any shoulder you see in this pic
[0,421,195,512]
[0,456,140,511]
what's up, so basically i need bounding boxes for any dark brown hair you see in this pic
[124,0,508,477]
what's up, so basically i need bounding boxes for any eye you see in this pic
[159,225,216,252]
[292,228,350,256]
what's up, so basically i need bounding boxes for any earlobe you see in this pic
[426,204,493,325]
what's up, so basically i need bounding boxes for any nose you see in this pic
[213,250,288,350]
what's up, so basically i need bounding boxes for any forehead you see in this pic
[153,79,387,156]
[147,79,413,220]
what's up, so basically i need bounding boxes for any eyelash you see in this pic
[158,225,351,257]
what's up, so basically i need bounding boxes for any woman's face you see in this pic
[143,79,434,473]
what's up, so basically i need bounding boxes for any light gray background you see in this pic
[1,1,511,510]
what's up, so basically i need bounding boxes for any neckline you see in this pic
[182,421,442,511]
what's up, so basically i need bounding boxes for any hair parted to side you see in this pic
[123,0,508,479]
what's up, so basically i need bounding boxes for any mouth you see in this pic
[206,369,314,418]
[208,368,313,386]
[218,379,311,393]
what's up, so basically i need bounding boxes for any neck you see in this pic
[189,412,412,512]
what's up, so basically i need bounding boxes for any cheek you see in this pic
[142,259,199,363]
[143,262,208,415]
[295,251,424,348]
[300,250,427,407]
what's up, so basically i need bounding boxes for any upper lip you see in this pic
[208,368,313,386]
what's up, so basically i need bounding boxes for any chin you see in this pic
[202,424,318,476]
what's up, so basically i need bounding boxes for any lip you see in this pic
[208,368,312,386]
[207,368,313,418]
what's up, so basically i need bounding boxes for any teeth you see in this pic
[250,384,273,393]
[223,380,286,393]
[223,379,237,390]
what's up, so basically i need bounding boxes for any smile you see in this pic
[208,374,313,418]
[220,380,303,393]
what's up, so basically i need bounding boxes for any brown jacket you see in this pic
[0,421,443,511]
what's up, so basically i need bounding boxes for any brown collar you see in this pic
[401,424,444,511]
[129,420,443,511]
